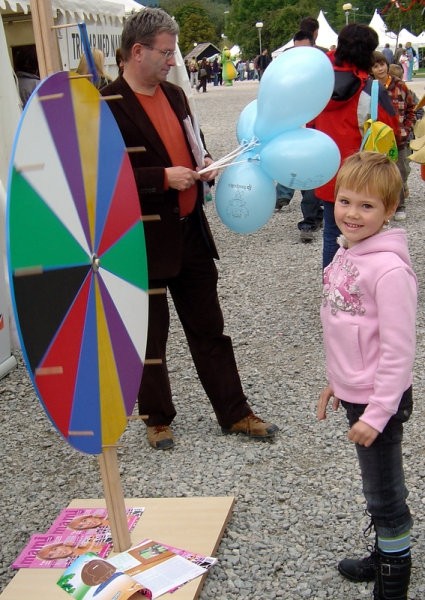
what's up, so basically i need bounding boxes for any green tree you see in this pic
[160,0,231,50]
[383,2,424,36]
[178,13,218,54]
[226,0,322,57]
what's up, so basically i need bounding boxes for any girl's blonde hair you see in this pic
[76,49,107,78]
[335,151,402,213]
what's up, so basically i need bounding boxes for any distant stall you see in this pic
[184,41,220,63]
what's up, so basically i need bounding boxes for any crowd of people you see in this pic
[184,53,269,90]
[385,41,418,81]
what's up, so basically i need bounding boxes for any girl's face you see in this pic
[371,61,388,82]
[334,187,393,247]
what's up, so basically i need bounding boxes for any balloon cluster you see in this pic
[214,47,341,234]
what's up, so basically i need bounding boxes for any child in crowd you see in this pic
[76,49,112,90]
[317,151,417,600]
[371,51,416,221]
[389,63,424,122]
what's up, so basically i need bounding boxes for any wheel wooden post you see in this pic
[29,0,61,78]
[98,446,131,552]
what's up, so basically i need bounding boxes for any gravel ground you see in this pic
[1,79,425,599]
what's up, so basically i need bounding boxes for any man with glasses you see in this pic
[101,8,278,450]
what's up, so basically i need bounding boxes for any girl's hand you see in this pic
[348,421,379,447]
[317,385,339,420]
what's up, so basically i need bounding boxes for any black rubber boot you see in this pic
[373,549,411,599]
[338,550,377,582]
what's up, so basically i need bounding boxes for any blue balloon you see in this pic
[254,47,335,141]
[236,100,257,144]
[215,158,276,234]
[259,128,341,189]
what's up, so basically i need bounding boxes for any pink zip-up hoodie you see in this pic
[321,228,417,433]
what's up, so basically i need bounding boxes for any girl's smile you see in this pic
[334,187,393,247]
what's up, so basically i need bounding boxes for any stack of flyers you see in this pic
[57,553,152,599]
[12,507,144,569]
[12,532,113,570]
[47,507,144,537]
[58,540,217,599]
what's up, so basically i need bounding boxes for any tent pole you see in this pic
[29,0,61,78]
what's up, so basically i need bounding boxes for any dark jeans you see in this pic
[297,189,323,231]
[322,200,341,269]
[196,76,207,92]
[275,185,323,229]
[138,215,251,428]
[341,387,413,539]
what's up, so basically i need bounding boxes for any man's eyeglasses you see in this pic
[139,43,176,60]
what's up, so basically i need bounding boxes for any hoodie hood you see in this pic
[324,57,369,110]
[337,227,413,270]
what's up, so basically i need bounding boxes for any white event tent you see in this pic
[0,0,142,19]
[368,9,423,52]
[272,10,338,58]
[273,9,424,59]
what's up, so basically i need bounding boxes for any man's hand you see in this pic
[198,156,218,182]
[166,166,199,191]
[348,421,379,447]
[317,385,339,420]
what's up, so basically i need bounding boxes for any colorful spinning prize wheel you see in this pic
[7,71,149,455]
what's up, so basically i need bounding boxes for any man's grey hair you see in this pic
[121,8,179,60]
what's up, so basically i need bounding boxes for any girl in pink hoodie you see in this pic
[317,151,417,600]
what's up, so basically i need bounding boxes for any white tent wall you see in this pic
[316,10,337,49]
[368,9,423,53]
[1,0,132,76]
[0,15,19,377]
[368,9,397,48]
[272,10,338,58]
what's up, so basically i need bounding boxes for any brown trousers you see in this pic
[138,215,251,428]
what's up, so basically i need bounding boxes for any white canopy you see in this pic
[272,10,337,58]
[368,10,424,50]
[103,0,144,15]
[416,31,425,45]
[316,10,338,49]
[397,27,422,47]
[368,9,398,48]
[0,0,129,20]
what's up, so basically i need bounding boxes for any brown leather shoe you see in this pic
[146,425,174,450]
[222,412,279,439]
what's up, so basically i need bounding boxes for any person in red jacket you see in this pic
[311,24,400,268]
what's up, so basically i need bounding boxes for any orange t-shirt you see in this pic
[136,87,197,216]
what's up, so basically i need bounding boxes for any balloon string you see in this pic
[198,139,259,175]
[199,157,258,174]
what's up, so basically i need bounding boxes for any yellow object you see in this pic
[221,46,237,85]
[414,94,425,112]
[361,119,398,161]
[409,115,425,164]
[223,60,237,81]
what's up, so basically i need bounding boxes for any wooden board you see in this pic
[1,496,235,600]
